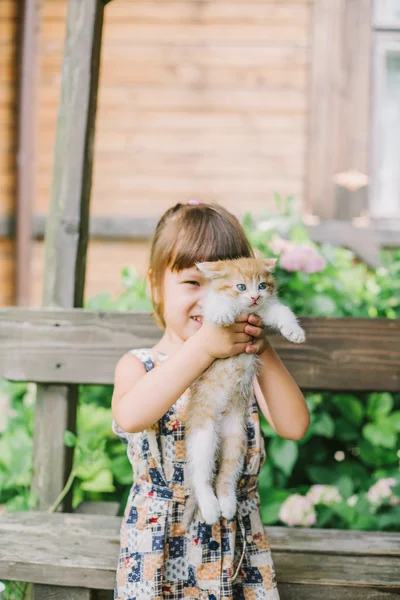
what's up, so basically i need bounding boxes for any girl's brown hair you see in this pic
[148,202,254,329]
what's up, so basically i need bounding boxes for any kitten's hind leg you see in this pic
[186,417,221,525]
[215,406,247,520]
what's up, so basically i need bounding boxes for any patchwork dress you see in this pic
[113,348,280,600]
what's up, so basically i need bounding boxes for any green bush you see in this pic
[1,196,399,531]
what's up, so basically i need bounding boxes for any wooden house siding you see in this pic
[0,0,18,305]
[1,0,312,306]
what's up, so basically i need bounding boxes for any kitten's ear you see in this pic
[262,258,278,273]
[195,261,228,279]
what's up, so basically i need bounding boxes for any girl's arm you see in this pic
[254,341,310,440]
[112,319,252,433]
[245,314,310,440]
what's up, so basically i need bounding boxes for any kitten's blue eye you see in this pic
[236,284,246,291]
[258,282,267,290]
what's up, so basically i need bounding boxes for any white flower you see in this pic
[306,485,342,507]
[347,495,358,507]
[367,478,398,507]
[334,451,345,462]
[279,493,317,527]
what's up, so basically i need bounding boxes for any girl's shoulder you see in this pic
[127,347,153,363]
[126,347,168,371]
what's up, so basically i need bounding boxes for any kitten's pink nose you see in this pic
[251,295,260,302]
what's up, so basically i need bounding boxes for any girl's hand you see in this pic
[194,314,252,359]
[244,314,269,355]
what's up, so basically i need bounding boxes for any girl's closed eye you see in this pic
[183,280,200,286]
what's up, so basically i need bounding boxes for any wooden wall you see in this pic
[0,0,18,306]
[1,0,312,306]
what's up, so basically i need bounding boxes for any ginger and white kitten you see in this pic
[183,257,305,529]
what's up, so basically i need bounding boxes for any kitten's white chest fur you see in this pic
[183,258,306,528]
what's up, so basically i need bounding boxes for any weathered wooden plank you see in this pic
[303,220,382,268]
[0,514,399,590]
[306,0,372,221]
[268,527,400,556]
[42,62,308,87]
[279,584,400,599]
[74,501,119,516]
[275,553,400,586]
[0,309,399,391]
[41,43,310,70]
[38,86,307,112]
[44,2,311,23]
[39,130,306,155]
[1,216,399,251]
[32,384,76,511]
[1,514,399,557]
[33,585,92,600]
[42,22,310,44]
[32,0,108,511]
[39,112,307,134]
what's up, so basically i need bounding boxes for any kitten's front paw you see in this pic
[218,494,237,520]
[199,493,221,525]
[281,325,306,344]
[213,314,233,326]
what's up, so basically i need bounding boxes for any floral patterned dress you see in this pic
[113,348,280,600]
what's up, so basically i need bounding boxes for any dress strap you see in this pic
[127,348,155,372]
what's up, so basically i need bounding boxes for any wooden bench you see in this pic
[0,512,399,599]
[0,0,399,598]
[0,310,399,598]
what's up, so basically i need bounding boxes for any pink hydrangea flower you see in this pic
[306,485,342,507]
[367,478,399,507]
[279,493,317,527]
[269,238,291,254]
[269,238,326,273]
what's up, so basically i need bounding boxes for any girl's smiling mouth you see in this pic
[191,316,203,326]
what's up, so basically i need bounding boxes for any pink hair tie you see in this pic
[187,199,201,205]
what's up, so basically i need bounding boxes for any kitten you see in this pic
[183,257,305,529]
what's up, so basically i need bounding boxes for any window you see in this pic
[371,1,400,218]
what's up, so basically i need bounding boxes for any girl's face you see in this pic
[161,266,208,345]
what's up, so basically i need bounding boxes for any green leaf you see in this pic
[367,393,394,420]
[336,475,354,499]
[376,507,400,530]
[260,415,275,438]
[268,438,298,476]
[111,455,133,486]
[259,489,290,525]
[333,395,364,426]
[315,505,335,528]
[64,430,77,448]
[351,513,378,531]
[331,501,355,525]
[337,462,368,488]
[390,411,400,432]
[306,466,335,485]
[362,422,397,449]
[312,412,335,438]
[358,440,398,467]
[335,418,359,441]
[307,295,337,316]
[258,461,274,492]
[80,469,115,493]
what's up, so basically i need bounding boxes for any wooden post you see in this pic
[32,0,110,512]
[306,0,372,221]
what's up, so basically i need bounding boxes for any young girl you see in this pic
[112,202,310,600]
